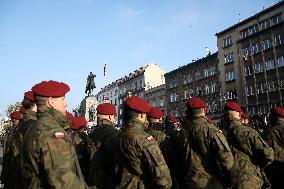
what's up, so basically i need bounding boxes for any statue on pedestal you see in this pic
[85,72,96,96]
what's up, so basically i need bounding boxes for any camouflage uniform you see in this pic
[226,119,274,189]
[182,116,235,189]
[263,120,284,189]
[22,106,87,189]
[72,130,90,182]
[87,118,119,189]
[116,119,172,189]
[145,122,171,163]
[3,109,37,189]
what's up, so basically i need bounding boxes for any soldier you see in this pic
[240,112,249,126]
[87,103,118,188]
[1,111,22,188]
[22,80,88,188]
[262,106,284,189]
[71,116,90,181]
[224,102,274,189]
[4,91,38,188]
[165,114,178,138]
[116,96,172,189]
[180,97,235,189]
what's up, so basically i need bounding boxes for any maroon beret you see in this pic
[224,102,242,112]
[66,111,74,121]
[166,114,177,123]
[124,96,150,113]
[271,106,284,118]
[97,103,116,116]
[32,80,70,97]
[10,111,22,120]
[241,112,249,119]
[19,106,25,114]
[186,97,207,109]
[147,107,163,119]
[24,91,34,101]
[71,116,87,130]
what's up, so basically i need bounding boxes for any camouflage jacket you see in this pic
[226,119,274,189]
[116,119,172,189]
[262,120,284,161]
[22,106,87,189]
[183,116,235,189]
[3,109,37,188]
[72,130,90,182]
[146,122,171,162]
[87,119,119,189]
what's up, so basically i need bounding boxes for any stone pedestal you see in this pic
[80,95,98,127]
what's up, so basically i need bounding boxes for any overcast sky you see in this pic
[0,0,280,117]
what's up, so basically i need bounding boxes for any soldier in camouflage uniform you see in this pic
[1,111,22,188]
[116,96,172,189]
[22,80,88,189]
[71,116,90,182]
[87,103,118,189]
[224,102,274,189]
[146,107,170,161]
[262,106,284,189]
[164,114,178,139]
[181,97,235,189]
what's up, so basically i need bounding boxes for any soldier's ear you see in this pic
[47,97,55,108]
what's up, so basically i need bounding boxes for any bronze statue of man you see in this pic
[85,72,96,96]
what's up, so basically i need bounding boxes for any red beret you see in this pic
[271,106,284,118]
[32,80,70,97]
[97,103,116,116]
[10,111,22,120]
[241,112,249,119]
[124,96,150,113]
[24,91,35,101]
[147,107,163,119]
[166,114,177,123]
[187,97,207,109]
[19,106,25,114]
[224,102,242,112]
[66,111,74,121]
[71,116,87,130]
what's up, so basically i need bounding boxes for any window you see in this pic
[255,62,264,73]
[170,79,177,88]
[115,99,117,106]
[211,83,216,93]
[248,24,259,35]
[196,87,202,96]
[170,93,177,102]
[223,36,232,47]
[184,90,193,99]
[195,72,201,80]
[114,89,118,96]
[183,74,192,84]
[246,86,255,96]
[225,71,236,81]
[262,38,273,51]
[227,89,237,100]
[264,59,275,70]
[280,80,284,89]
[241,29,249,39]
[267,81,275,92]
[204,68,210,77]
[251,43,262,54]
[260,19,270,29]
[135,82,137,90]
[224,53,234,64]
[209,67,216,75]
[271,14,281,25]
[242,47,250,57]
[205,85,210,94]
[274,34,283,46]
[277,56,284,68]
[244,65,253,76]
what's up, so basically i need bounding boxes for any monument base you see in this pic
[80,95,98,127]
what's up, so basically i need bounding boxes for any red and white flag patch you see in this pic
[147,135,155,142]
[55,132,65,139]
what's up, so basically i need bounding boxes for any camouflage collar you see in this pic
[23,109,37,121]
[97,118,114,127]
[149,122,164,131]
[37,106,70,130]
[125,119,145,130]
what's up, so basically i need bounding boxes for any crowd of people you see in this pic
[1,79,283,189]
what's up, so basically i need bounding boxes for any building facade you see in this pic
[144,84,166,114]
[216,1,284,115]
[165,52,221,120]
